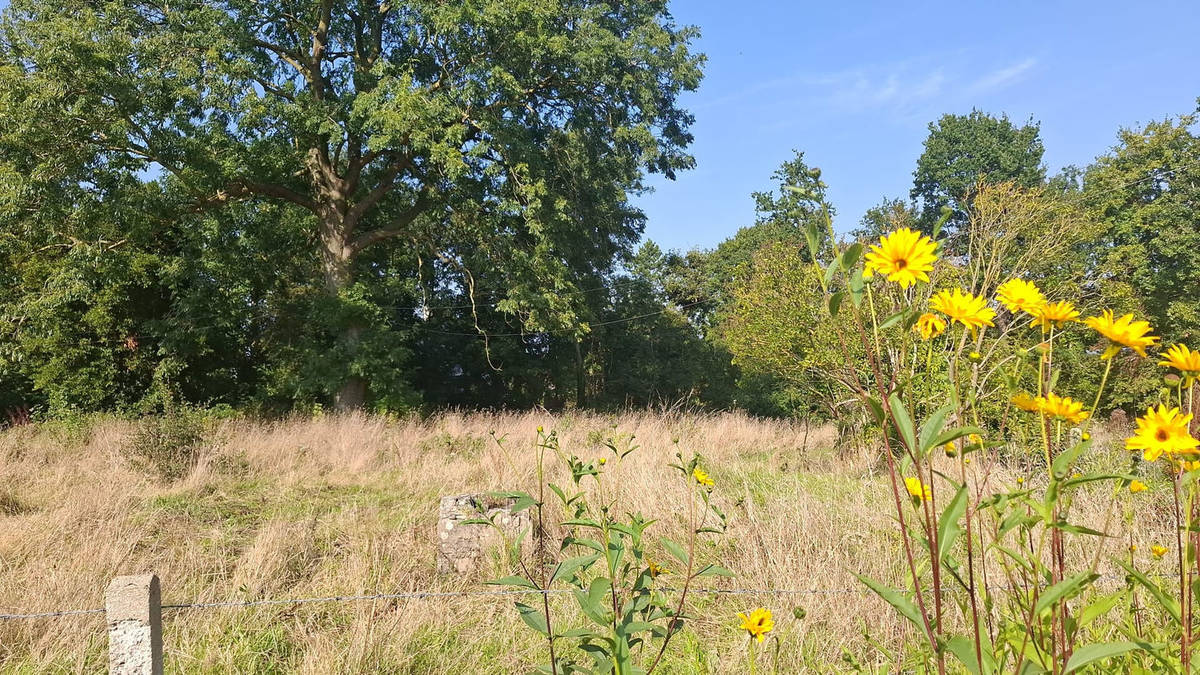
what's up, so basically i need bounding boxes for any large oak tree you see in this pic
[0,0,702,409]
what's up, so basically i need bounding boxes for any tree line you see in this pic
[1,1,1197,419]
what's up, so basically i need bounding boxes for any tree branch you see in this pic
[348,189,434,255]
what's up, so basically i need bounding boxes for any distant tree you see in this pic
[0,0,703,410]
[853,197,919,241]
[912,110,1046,232]
[1081,114,1200,411]
[663,151,828,327]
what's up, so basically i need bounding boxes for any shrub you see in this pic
[124,407,209,479]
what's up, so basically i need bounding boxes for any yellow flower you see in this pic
[968,433,983,446]
[692,467,714,487]
[1184,460,1200,473]
[1035,392,1089,425]
[1159,344,1200,377]
[1016,476,1025,485]
[914,313,947,340]
[598,457,607,466]
[1030,300,1081,330]
[862,228,938,289]
[1152,544,1168,559]
[1129,544,1138,553]
[996,279,1047,316]
[929,288,996,335]
[943,441,956,457]
[1084,310,1159,359]
[1129,479,1148,493]
[647,560,670,578]
[1011,392,1040,412]
[737,607,775,643]
[1127,405,1200,462]
[904,477,932,502]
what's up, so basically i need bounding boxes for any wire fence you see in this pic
[0,572,1164,622]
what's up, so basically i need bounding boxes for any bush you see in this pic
[124,408,209,479]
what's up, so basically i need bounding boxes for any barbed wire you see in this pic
[0,571,1174,621]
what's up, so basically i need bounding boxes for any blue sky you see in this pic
[637,1,1200,251]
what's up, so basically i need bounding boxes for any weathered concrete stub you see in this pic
[106,574,163,675]
[437,493,530,575]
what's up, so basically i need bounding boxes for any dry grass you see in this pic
[0,411,1177,673]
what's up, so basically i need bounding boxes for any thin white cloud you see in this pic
[965,58,1037,95]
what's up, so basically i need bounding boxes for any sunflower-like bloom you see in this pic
[862,228,938,289]
[737,607,775,643]
[1129,479,1148,493]
[1126,405,1200,462]
[1152,544,1168,559]
[996,279,1047,316]
[1159,344,1200,377]
[914,313,946,340]
[647,559,670,578]
[1030,301,1081,330]
[1011,392,1040,412]
[1084,310,1159,359]
[929,289,996,334]
[904,476,932,502]
[692,467,714,487]
[1035,392,1089,425]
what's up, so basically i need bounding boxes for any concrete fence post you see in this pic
[105,574,163,675]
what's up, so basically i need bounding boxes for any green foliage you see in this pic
[124,405,211,479]
[1083,114,1200,348]
[912,110,1046,232]
[486,428,730,674]
[0,0,704,410]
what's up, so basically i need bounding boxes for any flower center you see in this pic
[895,258,908,269]
[1156,429,1169,442]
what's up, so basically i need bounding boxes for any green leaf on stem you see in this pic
[1033,572,1099,617]
[854,573,926,634]
[660,537,690,566]
[938,484,968,563]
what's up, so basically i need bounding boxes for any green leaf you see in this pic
[695,564,735,577]
[660,537,690,566]
[930,426,985,450]
[1064,642,1155,673]
[486,576,538,590]
[1051,522,1109,537]
[918,404,954,454]
[1116,558,1181,624]
[552,553,600,583]
[887,393,918,453]
[1033,572,1099,617]
[1051,440,1090,478]
[842,242,864,268]
[803,222,821,263]
[937,485,968,563]
[878,309,910,332]
[854,573,926,633]
[945,635,994,675]
[515,602,549,635]
[828,291,846,316]
[824,256,840,286]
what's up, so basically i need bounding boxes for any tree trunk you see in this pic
[321,217,368,412]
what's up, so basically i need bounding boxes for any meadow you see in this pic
[0,411,1172,673]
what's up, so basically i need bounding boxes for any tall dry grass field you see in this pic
[0,411,1174,672]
